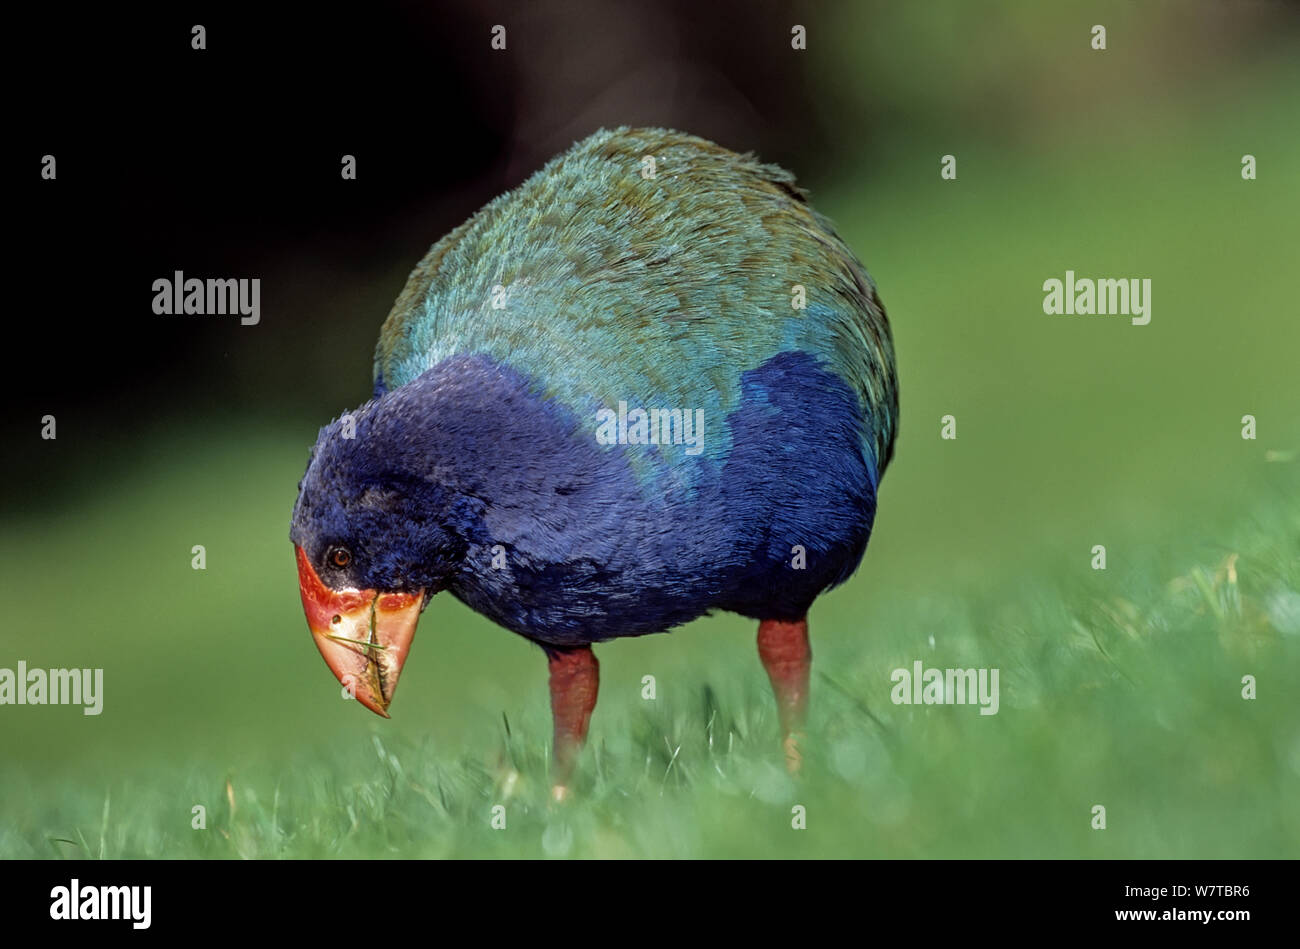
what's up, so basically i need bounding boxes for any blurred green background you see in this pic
[4,1,1298,857]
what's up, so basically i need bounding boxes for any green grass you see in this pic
[3,441,1296,858]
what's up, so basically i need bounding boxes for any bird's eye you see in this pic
[328,546,352,569]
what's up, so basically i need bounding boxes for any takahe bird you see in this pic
[291,127,898,796]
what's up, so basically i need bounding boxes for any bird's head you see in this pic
[289,392,471,716]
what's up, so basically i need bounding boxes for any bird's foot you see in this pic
[782,732,806,774]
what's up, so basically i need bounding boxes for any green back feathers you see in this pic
[374,126,897,476]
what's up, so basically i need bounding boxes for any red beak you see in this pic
[295,546,424,717]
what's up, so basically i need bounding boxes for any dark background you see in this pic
[11,1,1298,511]
[11,1,857,507]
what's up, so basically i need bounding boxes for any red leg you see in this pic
[548,646,599,800]
[757,617,811,772]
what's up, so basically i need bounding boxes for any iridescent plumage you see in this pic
[292,126,901,779]
[295,126,898,644]
[375,127,897,485]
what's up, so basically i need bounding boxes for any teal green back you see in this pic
[374,127,898,481]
